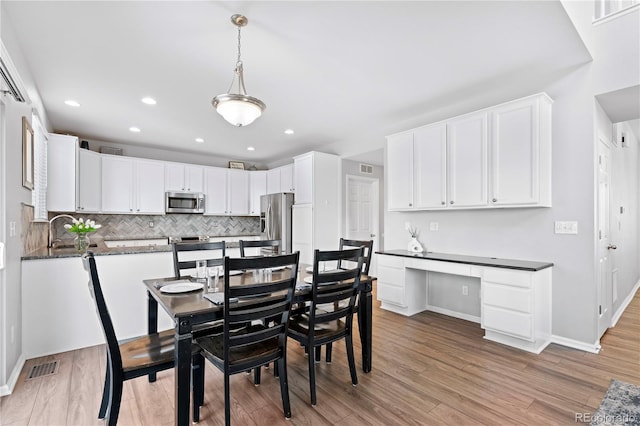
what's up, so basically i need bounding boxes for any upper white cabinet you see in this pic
[102,156,165,214]
[386,93,552,211]
[293,155,313,204]
[249,171,266,215]
[165,163,204,193]
[204,167,249,215]
[266,164,295,194]
[447,111,488,208]
[490,95,552,207]
[77,149,101,213]
[47,134,79,212]
[266,168,281,194]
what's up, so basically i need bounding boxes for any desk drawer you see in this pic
[377,254,405,269]
[483,268,532,288]
[483,283,532,313]
[377,283,406,306]
[482,306,533,341]
[377,265,405,284]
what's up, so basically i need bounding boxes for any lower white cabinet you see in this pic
[21,253,175,358]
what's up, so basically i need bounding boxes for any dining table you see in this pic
[143,263,374,426]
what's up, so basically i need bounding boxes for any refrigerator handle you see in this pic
[266,202,272,240]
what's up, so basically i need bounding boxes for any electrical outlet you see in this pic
[149,221,154,228]
[405,222,411,231]
[430,222,439,231]
[9,221,16,237]
[462,285,469,296]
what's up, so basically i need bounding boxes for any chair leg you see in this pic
[326,343,332,364]
[192,353,205,422]
[106,376,123,426]
[314,346,321,363]
[308,346,317,406]
[254,367,261,386]
[273,361,279,378]
[277,357,291,419]
[224,373,231,426]
[98,362,110,419]
[345,333,358,386]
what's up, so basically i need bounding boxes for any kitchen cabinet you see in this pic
[249,171,266,215]
[266,168,281,194]
[47,134,78,212]
[77,149,101,212]
[386,92,552,211]
[165,163,204,193]
[447,111,488,208]
[490,94,552,207]
[292,152,341,264]
[101,156,165,214]
[204,167,249,215]
[266,164,295,195]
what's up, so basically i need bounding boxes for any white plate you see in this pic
[271,266,286,271]
[303,276,313,284]
[305,266,314,273]
[160,282,204,294]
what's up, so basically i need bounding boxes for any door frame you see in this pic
[0,96,6,388]
[345,174,380,273]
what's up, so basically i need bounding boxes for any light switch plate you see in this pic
[430,222,439,231]
[555,221,578,234]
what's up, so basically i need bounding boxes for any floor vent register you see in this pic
[26,360,59,380]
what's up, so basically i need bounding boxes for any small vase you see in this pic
[408,237,424,253]
[74,233,90,253]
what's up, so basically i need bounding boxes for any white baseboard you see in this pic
[0,353,25,396]
[611,279,640,327]
[551,335,601,353]
[426,305,481,324]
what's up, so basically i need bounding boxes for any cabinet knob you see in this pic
[130,208,133,212]
[409,203,412,207]
[441,201,445,205]
[137,209,140,212]
[450,201,454,204]
[492,198,497,202]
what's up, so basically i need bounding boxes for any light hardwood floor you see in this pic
[2,285,639,425]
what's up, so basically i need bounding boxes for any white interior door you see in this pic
[0,98,6,389]
[346,175,379,275]
[597,136,613,338]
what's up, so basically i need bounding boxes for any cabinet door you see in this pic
[413,124,447,209]
[447,112,488,208]
[204,167,228,215]
[78,149,101,212]
[249,171,266,215]
[47,134,78,212]
[386,133,414,210]
[266,168,281,194]
[102,156,134,213]
[165,163,185,192]
[280,164,294,192]
[136,159,165,214]
[228,170,249,215]
[185,165,204,193]
[294,155,313,204]
[491,98,539,206]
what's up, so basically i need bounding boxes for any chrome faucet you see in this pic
[48,214,77,248]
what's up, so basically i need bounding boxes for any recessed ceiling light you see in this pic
[284,129,295,135]
[64,100,80,107]
[247,146,255,151]
[141,97,157,105]
[195,138,204,143]
[129,127,141,133]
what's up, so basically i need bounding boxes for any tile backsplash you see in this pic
[49,213,260,244]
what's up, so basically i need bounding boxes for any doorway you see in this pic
[345,175,379,275]
[597,133,613,338]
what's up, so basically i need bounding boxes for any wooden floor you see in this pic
[2,285,639,426]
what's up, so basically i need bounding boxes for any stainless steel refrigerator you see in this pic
[260,193,294,254]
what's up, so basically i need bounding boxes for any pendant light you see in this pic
[212,14,266,127]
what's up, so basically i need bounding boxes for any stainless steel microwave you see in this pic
[165,192,205,214]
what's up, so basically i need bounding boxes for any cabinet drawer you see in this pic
[377,265,405,284]
[483,282,532,313]
[377,254,405,269]
[377,283,406,306]
[482,305,533,341]
[483,268,532,288]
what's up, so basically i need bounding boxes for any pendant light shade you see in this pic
[212,15,265,127]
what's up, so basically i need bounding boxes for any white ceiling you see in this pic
[3,1,591,166]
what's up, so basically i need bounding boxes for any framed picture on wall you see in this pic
[228,161,245,170]
[22,116,34,190]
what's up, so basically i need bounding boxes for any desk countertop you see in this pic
[376,250,553,272]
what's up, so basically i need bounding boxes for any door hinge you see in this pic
[599,230,602,240]
[599,305,602,315]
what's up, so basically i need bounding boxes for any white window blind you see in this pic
[31,113,48,221]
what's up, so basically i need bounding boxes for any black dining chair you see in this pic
[172,240,226,278]
[239,239,281,257]
[82,252,205,426]
[287,248,363,406]
[193,252,300,426]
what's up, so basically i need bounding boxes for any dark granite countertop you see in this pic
[22,235,261,261]
[376,249,553,271]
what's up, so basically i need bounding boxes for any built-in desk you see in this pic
[375,250,553,354]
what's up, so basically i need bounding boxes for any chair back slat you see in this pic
[239,239,281,257]
[222,252,299,374]
[338,238,373,275]
[172,241,225,278]
[82,252,123,374]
